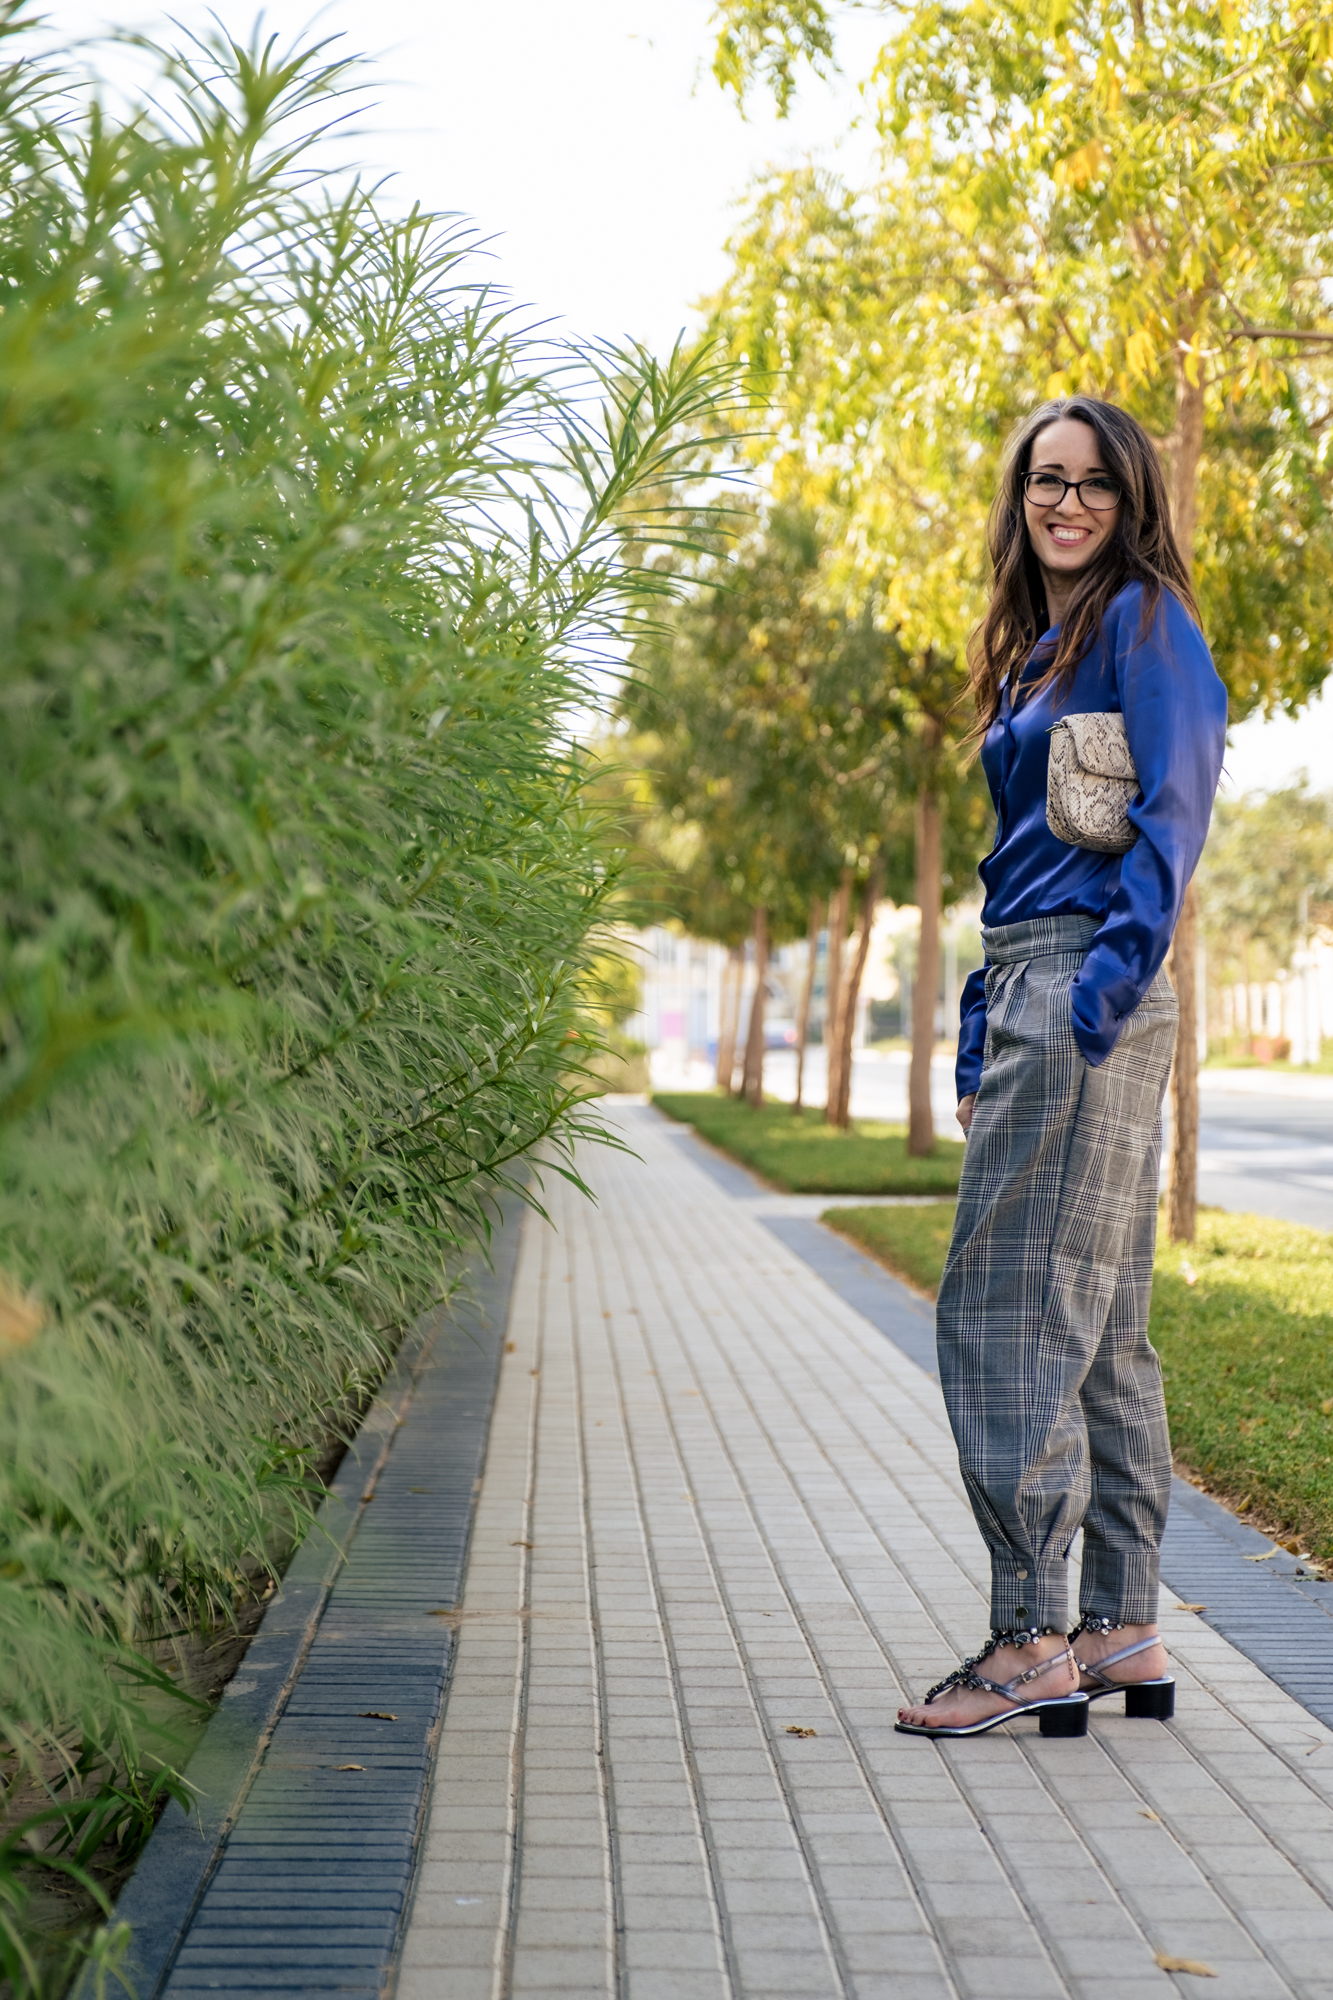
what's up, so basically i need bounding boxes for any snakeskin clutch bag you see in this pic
[1046,712,1141,854]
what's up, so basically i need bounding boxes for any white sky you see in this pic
[40,0,1333,794]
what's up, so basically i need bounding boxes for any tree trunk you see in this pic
[793,895,823,1113]
[740,908,769,1109]
[909,773,944,1158]
[1167,878,1200,1244]
[829,865,882,1129]
[1169,368,1205,565]
[714,944,744,1093]
[1166,366,1206,1239]
[822,869,852,1124]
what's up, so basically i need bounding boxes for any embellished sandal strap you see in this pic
[923,1631,1070,1707]
[1070,1616,1124,1639]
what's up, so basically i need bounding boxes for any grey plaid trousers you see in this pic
[936,914,1177,1633]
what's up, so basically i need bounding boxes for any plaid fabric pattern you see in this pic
[937,914,1177,1632]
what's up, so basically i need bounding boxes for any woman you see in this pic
[896,397,1227,1740]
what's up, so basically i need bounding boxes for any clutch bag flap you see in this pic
[1061,710,1137,780]
[1046,710,1140,853]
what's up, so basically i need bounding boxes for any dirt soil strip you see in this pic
[89,1199,523,2000]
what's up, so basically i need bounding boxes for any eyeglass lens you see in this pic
[1024,471,1122,511]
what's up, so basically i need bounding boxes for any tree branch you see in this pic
[1225,324,1333,345]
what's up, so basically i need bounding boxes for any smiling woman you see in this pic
[895,397,1229,1742]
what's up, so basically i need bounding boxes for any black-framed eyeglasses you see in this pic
[1023,470,1122,511]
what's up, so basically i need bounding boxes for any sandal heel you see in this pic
[1124,1678,1175,1720]
[1039,1696,1090,1738]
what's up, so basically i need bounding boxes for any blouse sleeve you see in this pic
[956,963,989,1099]
[1069,588,1227,1067]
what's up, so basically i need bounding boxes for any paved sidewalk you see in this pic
[400,1105,1333,2000]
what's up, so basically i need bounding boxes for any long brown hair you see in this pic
[967,396,1199,737]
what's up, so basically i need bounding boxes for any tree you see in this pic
[619,505,908,1112]
[705,174,1024,1148]
[709,0,1333,1224]
[1199,782,1333,983]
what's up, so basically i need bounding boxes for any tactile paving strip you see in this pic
[1160,1480,1333,1729]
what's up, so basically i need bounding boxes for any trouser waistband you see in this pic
[981,915,1099,966]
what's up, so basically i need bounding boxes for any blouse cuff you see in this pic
[1070,962,1143,1068]
[956,965,989,1098]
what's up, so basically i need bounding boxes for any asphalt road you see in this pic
[1191,1074,1333,1233]
[662,1047,1333,1234]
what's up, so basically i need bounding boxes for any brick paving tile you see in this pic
[399,1105,1333,1999]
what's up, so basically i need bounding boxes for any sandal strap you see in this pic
[1075,1635,1162,1687]
[927,1643,1075,1708]
[989,1643,1076,1703]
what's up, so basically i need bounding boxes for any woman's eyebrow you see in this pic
[1030,458,1108,473]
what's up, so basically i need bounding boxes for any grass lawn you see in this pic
[823,1203,1333,1564]
[652,1091,965,1195]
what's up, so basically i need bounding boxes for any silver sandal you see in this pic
[1071,1619,1175,1719]
[895,1632,1090,1739]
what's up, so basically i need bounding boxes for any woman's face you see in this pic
[1021,417,1122,596]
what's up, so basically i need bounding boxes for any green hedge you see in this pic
[0,22,723,1983]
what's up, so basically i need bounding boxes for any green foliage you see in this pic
[1199,783,1333,982]
[711,0,836,115]
[711,0,837,114]
[652,1093,964,1191]
[707,0,1333,725]
[620,506,887,934]
[1154,1215,1333,1564]
[824,1200,1333,1562]
[0,12,729,1972]
[617,504,991,938]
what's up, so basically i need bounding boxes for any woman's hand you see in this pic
[957,1094,977,1134]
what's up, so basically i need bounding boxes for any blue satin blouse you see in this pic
[955,581,1227,1101]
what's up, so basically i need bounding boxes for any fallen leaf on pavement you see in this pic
[1154,1953,1216,1977]
[1243,1550,1279,1561]
[336,1764,366,1772]
[785,1726,817,1738]
[1137,1809,1161,1821]
[1179,1603,1207,1613]
[510,1540,534,1549]
[357,1711,397,1721]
